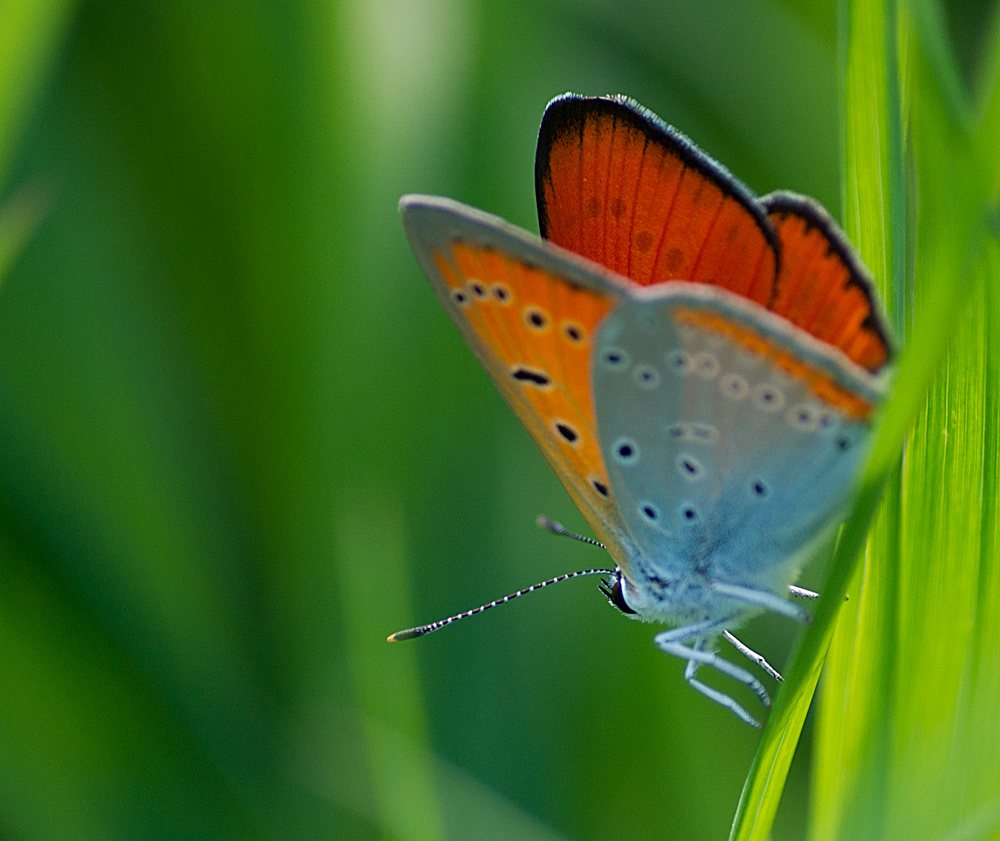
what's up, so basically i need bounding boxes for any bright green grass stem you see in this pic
[732,2,1000,840]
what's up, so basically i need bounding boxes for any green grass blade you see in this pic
[285,703,580,841]
[0,0,77,189]
[729,2,908,838]
[332,487,585,840]
[0,531,270,840]
[933,793,1000,841]
[811,3,1000,838]
[909,0,972,126]
[0,0,67,278]
[334,488,447,841]
[975,3,1000,199]
[728,482,882,841]
[0,182,48,283]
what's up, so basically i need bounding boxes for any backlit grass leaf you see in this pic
[811,2,1000,840]
[729,1,999,837]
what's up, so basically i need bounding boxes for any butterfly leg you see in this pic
[681,642,763,729]
[710,581,811,622]
[654,624,771,717]
[723,630,783,682]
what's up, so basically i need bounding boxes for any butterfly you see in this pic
[392,94,892,727]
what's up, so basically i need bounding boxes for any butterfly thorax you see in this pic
[614,542,800,629]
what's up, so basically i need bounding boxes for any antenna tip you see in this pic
[536,515,559,531]
[386,626,427,642]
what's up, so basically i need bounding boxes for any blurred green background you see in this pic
[0,1,993,840]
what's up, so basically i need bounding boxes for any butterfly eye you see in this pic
[600,574,637,615]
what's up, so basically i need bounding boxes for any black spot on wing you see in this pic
[512,366,551,387]
[555,422,579,443]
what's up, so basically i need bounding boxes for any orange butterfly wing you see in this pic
[762,192,892,373]
[535,94,893,374]
[535,94,778,304]
[400,195,636,555]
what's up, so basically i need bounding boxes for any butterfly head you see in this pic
[598,568,638,616]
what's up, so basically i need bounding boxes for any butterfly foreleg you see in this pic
[723,630,783,682]
[675,639,764,729]
[654,623,771,723]
[709,581,811,622]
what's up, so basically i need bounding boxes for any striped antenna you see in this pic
[535,515,607,549]
[387,566,615,642]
